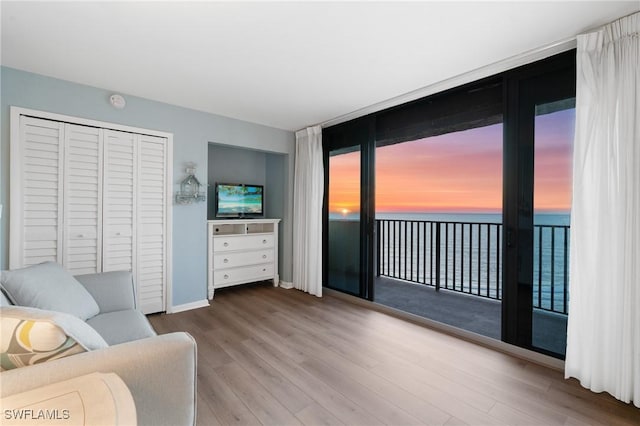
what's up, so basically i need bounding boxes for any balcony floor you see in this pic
[374,276,567,355]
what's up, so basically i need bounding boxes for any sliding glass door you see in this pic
[374,122,504,339]
[503,53,575,358]
[326,145,361,295]
[324,120,375,299]
[531,99,574,356]
[324,50,575,359]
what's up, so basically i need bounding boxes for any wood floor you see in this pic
[148,283,639,426]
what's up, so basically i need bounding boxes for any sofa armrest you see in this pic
[0,332,197,426]
[75,271,136,313]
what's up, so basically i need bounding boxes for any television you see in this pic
[215,183,264,218]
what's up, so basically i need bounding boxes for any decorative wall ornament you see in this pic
[109,94,126,109]
[175,163,206,204]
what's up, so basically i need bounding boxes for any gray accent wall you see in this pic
[207,144,267,219]
[207,144,290,282]
[0,66,295,306]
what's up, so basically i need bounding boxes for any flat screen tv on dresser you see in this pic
[214,183,264,218]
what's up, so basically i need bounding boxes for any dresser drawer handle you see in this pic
[224,274,229,279]
[262,254,267,259]
[78,234,85,238]
[262,268,266,272]
[223,258,229,263]
[262,239,267,244]
[223,242,229,247]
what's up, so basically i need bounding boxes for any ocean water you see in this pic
[330,211,570,313]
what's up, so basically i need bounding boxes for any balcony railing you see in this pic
[375,219,570,315]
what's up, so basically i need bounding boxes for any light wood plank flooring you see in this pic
[148,284,639,425]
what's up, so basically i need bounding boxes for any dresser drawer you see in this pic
[214,249,274,270]
[213,234,274,252]
[214,264,275,288]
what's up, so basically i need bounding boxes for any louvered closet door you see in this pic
[137,135,167,313]
[10,117,65,268]
[103,130,136,273]
[12,109,171,314]
[63,125,103,275]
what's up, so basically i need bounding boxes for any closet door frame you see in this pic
[10,107,174,312]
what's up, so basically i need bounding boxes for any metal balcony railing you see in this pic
[375,219,570,315]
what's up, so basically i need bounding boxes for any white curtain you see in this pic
[565,12,639,407]
[293,125,324,297]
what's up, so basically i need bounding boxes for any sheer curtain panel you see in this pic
[293,126,324,297]
[565,12,639,407]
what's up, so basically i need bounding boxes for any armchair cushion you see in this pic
[0,262,99,320]
[75,271,136,313]
[87,310,156,345]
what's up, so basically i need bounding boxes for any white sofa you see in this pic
[0,264,197,426]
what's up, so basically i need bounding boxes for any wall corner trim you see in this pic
[279,281,294,289]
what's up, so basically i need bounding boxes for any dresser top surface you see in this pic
[208,218,280,225]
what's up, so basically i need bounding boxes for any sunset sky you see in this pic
[329,109,574,215]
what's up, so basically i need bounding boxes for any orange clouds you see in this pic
[328,109,574,215]
[328,150,360,213]
[374,127,502,212]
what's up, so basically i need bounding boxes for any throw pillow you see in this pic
[0,262,100,320]
[0,306,109,371]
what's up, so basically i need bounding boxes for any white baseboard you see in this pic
[168,299,210,314]
[279,280,294,289]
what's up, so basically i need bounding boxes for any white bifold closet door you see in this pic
[63,124,103,275]
[102,131,167,313]
[11,112,171,314]
[103,130,137,273]
[137,135,167,313]
[14,116,65,267]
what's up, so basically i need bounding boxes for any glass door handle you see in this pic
[507,228,514,248]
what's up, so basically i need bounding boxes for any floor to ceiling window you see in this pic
[324,120,375,300]
[327,147,361,295]
[375,123,503,339]
[324,50,575,359]
[503,53,576,358]
[531,100,575,356]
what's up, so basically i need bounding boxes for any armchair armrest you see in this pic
[0,332,197,426]
[75,271,136,313]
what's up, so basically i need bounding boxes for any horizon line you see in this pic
[330,210,571,215]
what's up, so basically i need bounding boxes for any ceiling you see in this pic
[2,1,638,131]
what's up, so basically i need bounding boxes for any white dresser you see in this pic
[207,219,280,299]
